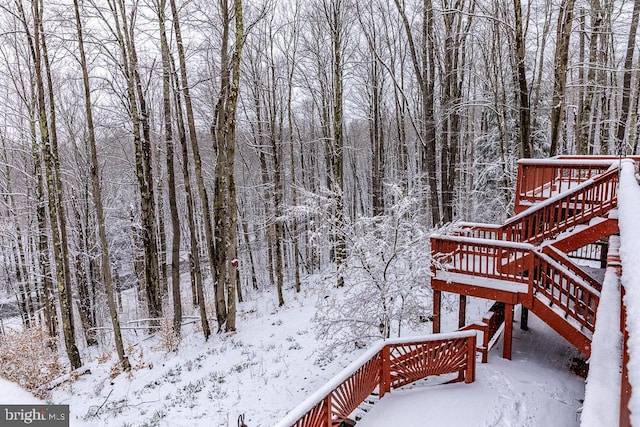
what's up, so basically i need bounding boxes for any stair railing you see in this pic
[431,235,601,335]
[531,250,600,334]
[274,331,477,427]
[504,166,619,244]
[515,158,618,212]
[542,245,602,292]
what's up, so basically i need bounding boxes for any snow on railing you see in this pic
[274,331,477,427]
[431,234,534,284]
[452,167,618,245]
[617,159,640,425]
[580,237,622,427]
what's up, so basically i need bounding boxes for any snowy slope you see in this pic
[0,278,586,426]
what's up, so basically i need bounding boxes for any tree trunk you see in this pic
[549,0,577,156]
[22,0,82,369]
[514,0,532,158]
[158,0,182,337]
[168,0,211,339]
[73,0,130,370]
[615,0,640,154]
[110,0,163,321]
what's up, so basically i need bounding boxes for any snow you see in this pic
[431,233,535,250]
[1,283,354,427]
[507,162,618,226]
[618,159,640,424]
[434,271,528,294]
[4,173,624,427]
[0,378,44,404]
[357,313,585,427]
[0,279,588,427]
[580,261,622,427]
[519,158,619,167]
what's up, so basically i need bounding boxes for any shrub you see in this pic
[0,327,64,396]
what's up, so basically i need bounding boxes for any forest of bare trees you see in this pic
[0,0,639,370]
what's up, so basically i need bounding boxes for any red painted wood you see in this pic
[433,290,441,333]
[380,346,390,398]
[288,334,477,427]
[508,167,619,244]
[620,276,631,427]
[465,335,476,383]
[503,304,513,360]
[514,159,616,212]
[551,218,618,254]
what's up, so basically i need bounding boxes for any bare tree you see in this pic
[72,0,130,369]
[393,0,440,226]
[514,0,532,158]
[20,0,82,369]
[615,0,640,155]
[212,0,244,331]
[549,0,576,156]
[168,0,211,339]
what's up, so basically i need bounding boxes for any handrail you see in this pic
[616,159,640,424]
[431,235,533,285]
[431,235,601,335]
[542,245,602,292]
[456,167,618,245]
[532,251,599,333]
[275,331,477,427]
[515,158,618,211]
[505,167,619,244]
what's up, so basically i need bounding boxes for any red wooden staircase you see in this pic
[277,156,638,427]
[431,157,622,359]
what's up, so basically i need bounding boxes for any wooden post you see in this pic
[380,346,391,398]
[600,240,609,269]
[520,306,529,330]
[458,295,467,328]
[465,334,476,383]
[324,395,332,427]
[503,303,513,360]
[433,290,441,333]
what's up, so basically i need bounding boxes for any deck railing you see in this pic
[431,235,601,335]
[567,241,608,268]
[515,158,618,212]
[431,235,534,284]
[274,331,477,427]
[506,167,619,244]
[455,166,618,247]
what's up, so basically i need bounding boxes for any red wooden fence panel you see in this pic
[276,332,477,427]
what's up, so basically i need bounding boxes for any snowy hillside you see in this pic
[0,275,587,427]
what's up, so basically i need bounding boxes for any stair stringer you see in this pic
[549,217,619,254]
[527,296,592,357]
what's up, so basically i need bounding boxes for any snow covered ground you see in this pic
[0,277,586,427]
[357,313,585,427]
